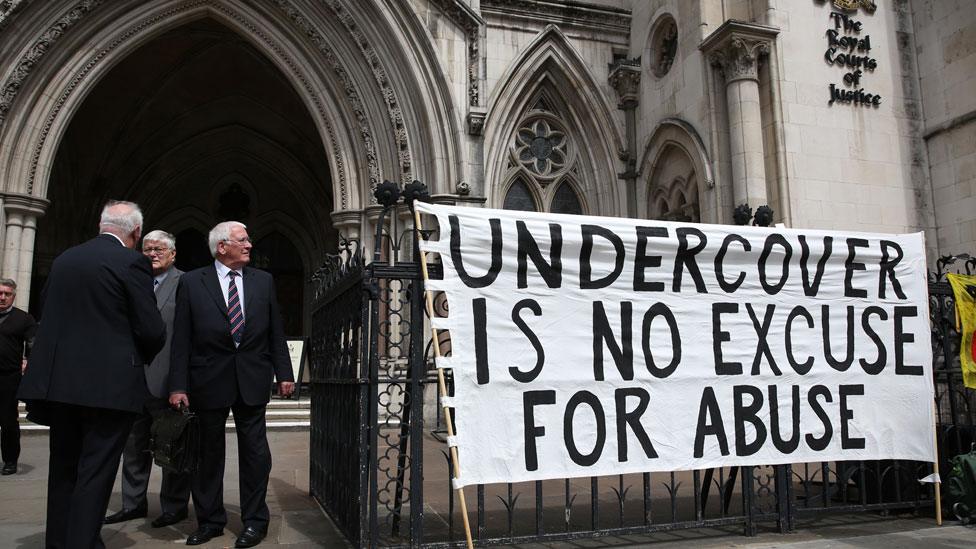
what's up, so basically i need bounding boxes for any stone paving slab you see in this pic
[0,431,350,548]
[2,430,974,548]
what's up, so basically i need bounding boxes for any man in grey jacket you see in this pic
[105,230,190,528]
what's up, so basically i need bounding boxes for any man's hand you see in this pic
[278,381,295,398]
[20,358,27,374]
[169,392,189,409]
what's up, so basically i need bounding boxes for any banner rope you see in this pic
[413,203,475,548]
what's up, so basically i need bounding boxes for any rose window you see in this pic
[515,119,567,177]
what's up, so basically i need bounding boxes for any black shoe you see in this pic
[0,462,15,475]
[186,526,223,546]
[234,525,268,548]
[151,509,188,528]
[103,507,147,524]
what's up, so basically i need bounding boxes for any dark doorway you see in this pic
[252,232,304,335]
[36,17,338,334]
[175,228,212,273]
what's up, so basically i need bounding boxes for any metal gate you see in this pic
[308,183,974,547]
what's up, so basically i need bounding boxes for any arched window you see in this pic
[551,182,582,215]
[647,146,700,222]
[501,96,587,215]
[503,178,537,211]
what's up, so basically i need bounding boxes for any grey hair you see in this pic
[0,278,16,290]
[143,230,176,251]
[208,221,247,257]
[99,200,143,234]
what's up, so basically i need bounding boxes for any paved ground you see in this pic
[1,431,973,548]
[0,430,351,548]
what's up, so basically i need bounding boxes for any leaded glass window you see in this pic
[503,179,537,211]
[502,97,586,215]
[550,182,582,215]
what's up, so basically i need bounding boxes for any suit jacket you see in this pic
[18,234,166,413]
[169,263,292,409]
[145,267,182,399]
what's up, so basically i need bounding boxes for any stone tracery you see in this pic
[4,0,430,212]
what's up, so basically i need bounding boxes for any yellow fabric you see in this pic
[947,273,976,389]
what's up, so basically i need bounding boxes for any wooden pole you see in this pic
[413,204,475,549]
[933,400,943,526]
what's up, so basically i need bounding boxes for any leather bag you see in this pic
[150,404,200,474]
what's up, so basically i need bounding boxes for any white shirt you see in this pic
[100,232,126,247]
[153,269,170,290]
[214,260,244,321]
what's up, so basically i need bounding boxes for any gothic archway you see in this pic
[639,119,715,222]
[484,25,623,217]
[0,0,461,308]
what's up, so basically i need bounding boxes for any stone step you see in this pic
[17,399,312,434]
[16,398,310,411]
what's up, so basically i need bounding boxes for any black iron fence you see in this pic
[308,187,976,547]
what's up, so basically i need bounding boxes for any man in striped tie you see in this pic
[168,221,294,548]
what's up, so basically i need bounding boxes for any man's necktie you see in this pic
[227,271,243,345]
[153,279,160,293]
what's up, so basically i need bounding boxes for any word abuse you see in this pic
[416,202,934,487]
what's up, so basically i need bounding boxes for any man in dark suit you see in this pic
[104,229,190,528]
[18,200,166,549]
[169,221,294,548]
[0,278,36,476]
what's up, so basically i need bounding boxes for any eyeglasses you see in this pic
[223,237,252,245]
[142,247,171,255]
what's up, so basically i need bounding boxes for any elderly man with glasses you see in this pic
[104,229,190,529]
[168,221,294,548]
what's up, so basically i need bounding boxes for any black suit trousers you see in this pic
[46,403,136,549]
[193,401,271,530]
[0,372,20,464]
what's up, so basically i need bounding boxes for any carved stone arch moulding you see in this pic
[0,0,35,33]
[0,0,107,127]
[640,118,714,188]
[10,0,351,209]
[639,119,713,221]
[4,0,417,214]
[319,0,413,182]
[485,25,622,216]
[274,0,414,190]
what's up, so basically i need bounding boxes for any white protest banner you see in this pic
[415,202,935,488]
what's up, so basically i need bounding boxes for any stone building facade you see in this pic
[0,0,972,328]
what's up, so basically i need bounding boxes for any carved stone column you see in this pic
[609,59,641,218]
[701,21,778,211]
[363,205,385,262]
[2,193,49,308]
[331,209,362,243]
[330,209,363,267]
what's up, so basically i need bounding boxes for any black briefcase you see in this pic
[150,404,200,475]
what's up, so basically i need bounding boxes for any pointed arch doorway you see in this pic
[30,17,336,335]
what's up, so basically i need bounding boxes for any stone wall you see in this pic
[911,0,976,256]
[772,0,934,237]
